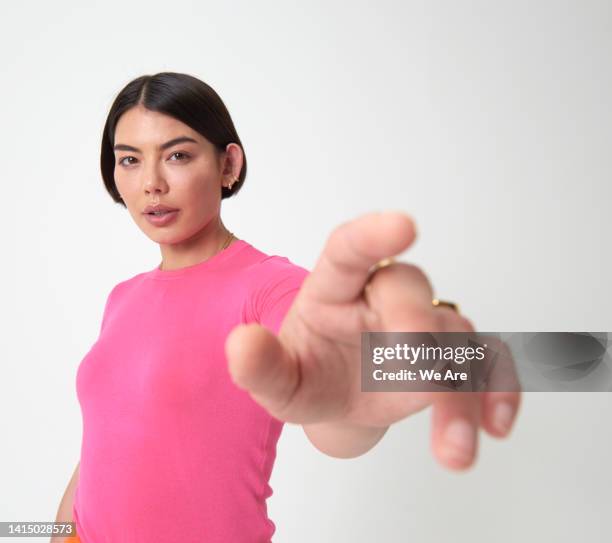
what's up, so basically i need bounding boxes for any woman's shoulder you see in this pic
[240,240,310,284]
[238,242,310,330]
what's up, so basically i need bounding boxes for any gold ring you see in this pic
[364,257,460,315]
[368,257,396,276]
[365,256,396,282]
[432,298,460,314]
[363,257,396,298]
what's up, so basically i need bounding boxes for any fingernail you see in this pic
[442,419,475,462]
[493,402,515,433]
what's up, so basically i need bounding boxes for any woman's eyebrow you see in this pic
[113,136,198,153]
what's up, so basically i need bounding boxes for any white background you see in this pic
[1,1,611,541]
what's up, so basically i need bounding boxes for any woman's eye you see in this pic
[118,156,137,166]
[169,151,189,161]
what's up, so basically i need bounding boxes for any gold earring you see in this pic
[228,176,238,190]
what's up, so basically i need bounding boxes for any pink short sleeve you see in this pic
[245,256,310,335]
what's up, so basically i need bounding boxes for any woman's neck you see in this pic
[157,219,236,272]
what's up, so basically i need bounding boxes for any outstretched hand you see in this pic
[225,211,520,470]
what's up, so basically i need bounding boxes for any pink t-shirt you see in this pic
[73,239,310,542]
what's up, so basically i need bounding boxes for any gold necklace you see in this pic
[219,230,235,252]
[157,231,236,271]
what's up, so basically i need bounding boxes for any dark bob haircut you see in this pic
[100,72,247,207]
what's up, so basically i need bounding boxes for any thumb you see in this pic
[225,323,300,421]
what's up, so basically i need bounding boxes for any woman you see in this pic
[53,72,520,542]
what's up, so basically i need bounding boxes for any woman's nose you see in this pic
[142,164,168,194]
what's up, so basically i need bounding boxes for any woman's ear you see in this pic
[222,143,244,181]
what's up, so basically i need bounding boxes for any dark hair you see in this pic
[100,72,247,207]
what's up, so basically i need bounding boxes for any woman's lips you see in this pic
[143,209,180,226]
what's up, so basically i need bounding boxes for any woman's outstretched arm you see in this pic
[226,212,520,471]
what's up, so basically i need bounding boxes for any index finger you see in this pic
[301,211,418,305]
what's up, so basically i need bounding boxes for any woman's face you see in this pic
[112,105,238,245]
